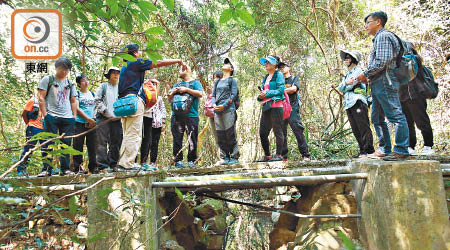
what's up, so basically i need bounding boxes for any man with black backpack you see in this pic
[168,66,203,168]
[17,96,45,176]
[37,58,78,176]
[399,44,435,155]
[278,61,311,161]
[356,11,410,161]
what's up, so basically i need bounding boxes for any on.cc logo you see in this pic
[11,9,62,60]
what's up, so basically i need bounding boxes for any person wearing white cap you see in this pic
[257,55,286,162]
[94,66,122,171]
[336,50,375,158]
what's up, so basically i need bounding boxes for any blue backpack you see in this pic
[171,81,195,116]
[390,33,419,85]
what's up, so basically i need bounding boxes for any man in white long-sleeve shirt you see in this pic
[94,67,122,171]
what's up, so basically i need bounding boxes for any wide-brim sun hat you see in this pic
[104,66,121,78]
[340,50,362,63]
[259,56,278,66]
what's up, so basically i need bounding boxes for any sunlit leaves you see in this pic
[162,0,175,11]
[136,1,157,12]
[236,8,255,25]
[219,8,233,24]
[219,2,255,25]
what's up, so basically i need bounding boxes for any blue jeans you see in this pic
[17,126,44,172]
[370,70,409,155]
[42,114,75,172]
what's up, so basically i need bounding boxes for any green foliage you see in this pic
[219,2,255,25]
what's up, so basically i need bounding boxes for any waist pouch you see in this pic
[262,100,273,112]
[113,95,139,117]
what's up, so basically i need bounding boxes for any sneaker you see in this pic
[358,154,368,159]
[421,146,434,156]
[257,156,272,162]
[367,151,385,159]
[90,168,100,174]
[408,147,417,156]
[228,158,239,165]
[175,161,185,168]
[113,165,128,172]
[37,170,51,177]
[302,156,311,161]
[215,158,229,166]
[187,161,195,168]
[17,170,29,177]
[268,155,283,162]
[383,152,409,161]
[60,170,76,176]
[141,163,157,171]
[282,158,288,162]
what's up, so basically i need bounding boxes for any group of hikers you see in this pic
[16,11,440,176]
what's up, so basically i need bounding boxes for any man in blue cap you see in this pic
[116,43,186,171]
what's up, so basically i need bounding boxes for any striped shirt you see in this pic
[363,28,401,79]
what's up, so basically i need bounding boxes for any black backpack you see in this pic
[419,66,439,99]
[27,97,40,121]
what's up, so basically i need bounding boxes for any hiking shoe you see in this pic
[90,168,100,174]
[187,161,195,168]
[228,158,239,165]
[215,158,229,166]
[421,146,434,155]
[368,151,385,159]
[408,147,417,156]
[60,170,76,176]
[37,171,51,177]
[383,152,409,161]
[113,165,128,172]
[141,163,157,171]
[175,161,185,168]
[257,156,272,162]
[17,170,29,177]
[268,155,283,162]
[302,156,311,161]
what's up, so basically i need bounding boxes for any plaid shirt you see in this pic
[363,28,401,79]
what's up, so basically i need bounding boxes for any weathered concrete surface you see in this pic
[352,160,450,250]
[269,182,359,250]
[87,173,160,250]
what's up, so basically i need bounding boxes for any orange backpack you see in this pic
[140,79,158,109]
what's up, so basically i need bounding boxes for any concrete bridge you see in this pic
[1,156,449,249]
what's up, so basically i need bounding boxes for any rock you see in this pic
[193,199,223,220]
[269,228,296,250]
[161,240,186,250]
[204,235,224,250]
[205,215,227,234]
